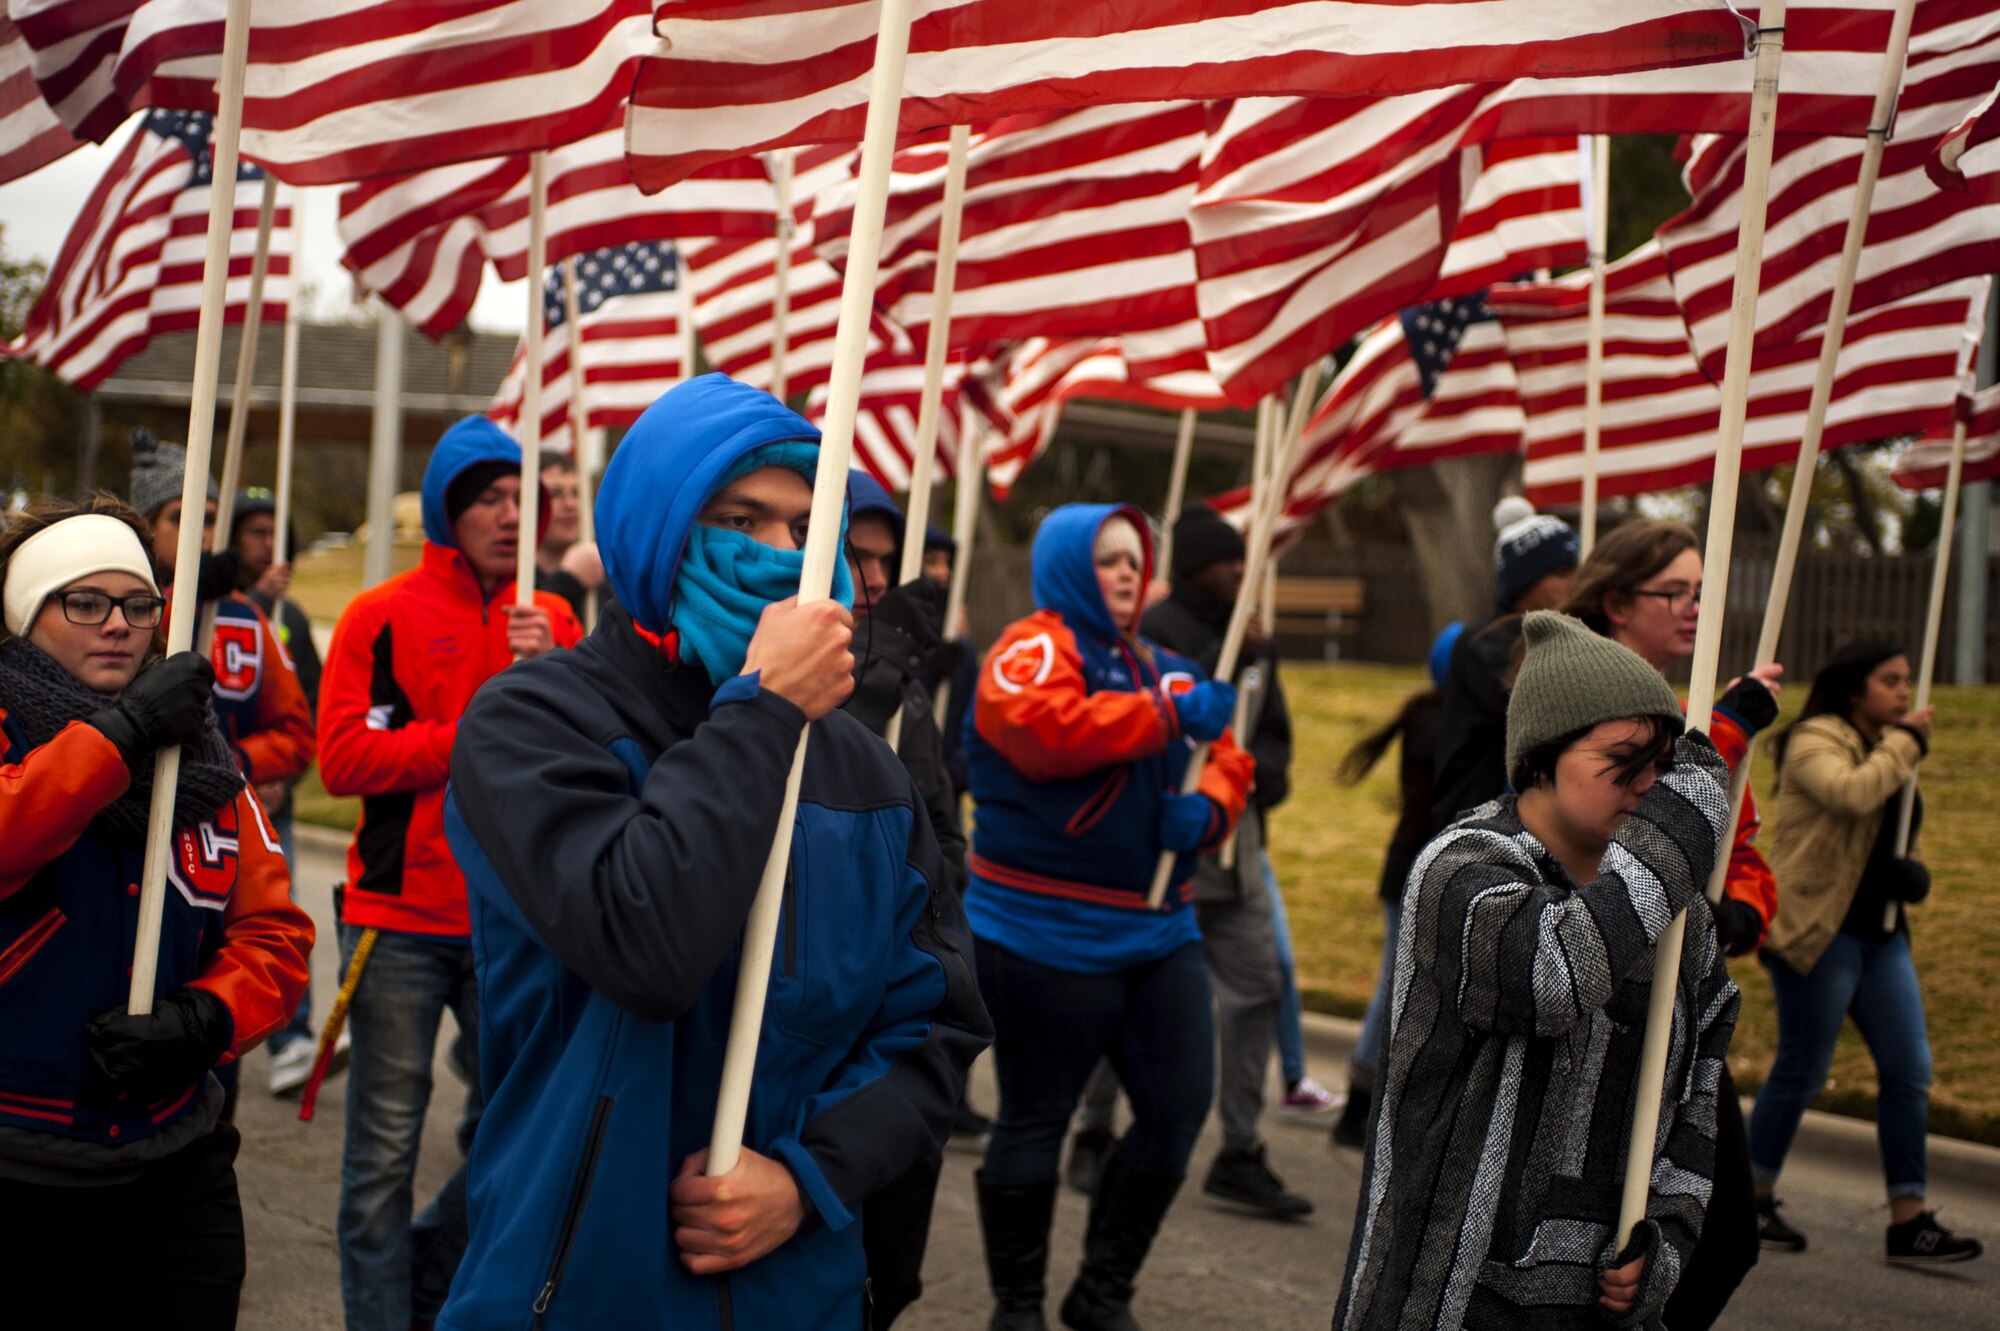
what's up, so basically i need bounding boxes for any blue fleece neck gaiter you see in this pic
[670,443,854,686]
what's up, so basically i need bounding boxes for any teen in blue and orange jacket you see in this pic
[966,502,1253,1331]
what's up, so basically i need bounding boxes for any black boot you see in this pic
[1059,1152,1183,1331]
[1066,1126,1113,1196]
[977,1172,1058,1331]
[1330,1086,1370,1149]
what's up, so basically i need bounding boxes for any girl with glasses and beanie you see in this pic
[1749,643,1981,1265]
[1335,611,1735,1331]
[0,495,313,1327]
[1560,517,1781,1330]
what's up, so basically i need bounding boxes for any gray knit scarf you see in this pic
[0,637,245,846]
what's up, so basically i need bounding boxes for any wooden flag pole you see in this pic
[1619,0,1787,1243]
[770,149,796,402]
[885,123,971,752]
[560,255,599,632]
[1700,0,1919,909]
[129,0,255,1014]
[1580,133,1610,557]
[1893,414,1966,856]
[1218,397,1278,873]
[514,152,549,625]
[1155,407,1199,576]
[273,197,302,570]
[709,0,918,1177]
[210,174,279,558]
[932,401,982,730]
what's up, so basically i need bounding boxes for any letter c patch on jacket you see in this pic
[992,632,1056,694]
[210,621,263,701]
[167,804,240,911]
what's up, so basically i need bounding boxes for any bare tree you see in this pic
[1389,451,1521,630]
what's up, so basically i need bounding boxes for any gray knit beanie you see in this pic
[129,428,216,520]
[1506,610,1684,778]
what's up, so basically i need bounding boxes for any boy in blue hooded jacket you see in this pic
[440,375,991,1329]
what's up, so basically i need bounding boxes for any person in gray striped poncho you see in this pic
[1335,611,1737,1331]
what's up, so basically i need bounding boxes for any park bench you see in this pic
[1270,574,1365,660]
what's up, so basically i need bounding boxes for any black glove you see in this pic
[1714,900,1763,957]
[870,578,946,651]
[88,650,216,773]
[1885,858,1931,905]
[1718,675,1780,736]
[196,550,241,603]
[85,986,232,1098]
[1891,721,1931,757]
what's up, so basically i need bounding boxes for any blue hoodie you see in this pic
[420,415,522,548]
[441,375,989,1330]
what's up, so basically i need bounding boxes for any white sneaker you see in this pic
[268,1039,314,1096]
[1279,1075,1339,1115]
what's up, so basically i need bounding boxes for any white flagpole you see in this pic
[1893,415,1965,857]
[561,254,599,632]
[273,195,302,569]
[1155,407,1199,576]
[1218,396,1278,873]
[1580,134,1610,557]
[1700,0,1920,910]
[130,0,255,1014]
[1619,0,1788,1244]
[770,149,796,402]
[211,173,279,558]
[514,152,548,622]
[678,247,698,384]
[885,123,971,752]
[932,401,982,730]
[709,0,919,1177]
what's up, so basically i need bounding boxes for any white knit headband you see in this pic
[3,514,160,638]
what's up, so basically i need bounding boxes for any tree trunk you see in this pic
[1391,452,1520,632]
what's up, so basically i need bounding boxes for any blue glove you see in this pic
[1159,792,1219,852]
[1171,680,1237,742]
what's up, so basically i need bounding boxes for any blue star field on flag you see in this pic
[1398,293,1491,398]
[543,241,681,329]
[141,109,266,186]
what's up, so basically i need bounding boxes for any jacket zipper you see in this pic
[532,1095,614,1325]
[783,859,798,976]
[717,1275,735,1331]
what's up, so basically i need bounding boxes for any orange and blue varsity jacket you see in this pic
[964,504,1255,974]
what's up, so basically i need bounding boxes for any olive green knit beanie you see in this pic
[1506,610,1685,778]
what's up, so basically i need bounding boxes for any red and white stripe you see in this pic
[9,122,290,390]
[1494,244,1988,503]
[1930,83,1997,191]
[1892,382,2000,490]
[4,0,221,145]
[240,0,654,186]
[812,102,1203,350]
[1658,5,2000,375]
[684,232,897,401]
[487,295,688,457]
[0,16,78,184]
[624,0,1752,190]
[803,348,963,493]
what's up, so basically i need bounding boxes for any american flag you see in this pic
[1930,84,1997,191]
[803,347,964,493]
[4,0,221,146]
[624,0,1751,190]
[487,241,690,455]
[9,109,290,391]
[1892,383,2000,491]
[961,335,1227,499]
[811,102,1203,351]
[0,16,81,184]
[1208,297,1524,536]
[241,0,654,185]
[1658,8,2000,377]
[1493,245,1988,504]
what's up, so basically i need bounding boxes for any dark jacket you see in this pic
[1428,612,1518,837]
[1378,691,1444,906]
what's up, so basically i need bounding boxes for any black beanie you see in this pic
[1171,503,1246,580]
[444,460,518,527]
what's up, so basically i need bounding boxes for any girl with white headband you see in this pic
[0,495,313,1328]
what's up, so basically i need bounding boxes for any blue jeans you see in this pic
[269,810,313,1051]
[336,923,483,1330]
[979,939,1213,1184]
[1352,903,1403,1086]
[1748,931,1932,1198]
[1263,853,1309,1087]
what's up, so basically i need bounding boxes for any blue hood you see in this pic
[846,470,901,527]
[421,416,524,548]
[1030,503,1152,642]
[598,373,826,633]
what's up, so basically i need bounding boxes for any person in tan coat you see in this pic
[1750,641,1981,1266]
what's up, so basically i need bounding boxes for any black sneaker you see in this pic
[1202,1143,1314,1219]
[1757,1195,1807,1253]
[1065,1126,1112,1197]
[1887,1211,1983,1265]
[1330,1087,1370,1150]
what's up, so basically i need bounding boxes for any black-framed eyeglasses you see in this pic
[56,590,164,629]
[1631,586,1701,615]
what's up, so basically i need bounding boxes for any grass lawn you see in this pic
[1269,661,2000,1147]
[289,543,423,625]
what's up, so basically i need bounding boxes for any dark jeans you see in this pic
[1662,1065,1759,1331]
[337,923,482,1331]
[979,938,1213,1185]
[0,1124,246,1329]
[1749,931,1932,1198]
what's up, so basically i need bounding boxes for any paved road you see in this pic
[237,838,1998,1329]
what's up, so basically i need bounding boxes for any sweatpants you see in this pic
[1193,881,1282,1153]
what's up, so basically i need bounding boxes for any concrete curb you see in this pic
[292,821,2000,1195]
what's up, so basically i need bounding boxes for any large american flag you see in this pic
[4,0,221,146]
[803,347,964,493]
[9,109,290,391]
[488,241,689,455]
[0,16,81,183]
[1892,383,2000,491]
[624,0,1751,190]
[1658,6,2000,376]
[1494,245,1989,504]
[1930,84,1997,191]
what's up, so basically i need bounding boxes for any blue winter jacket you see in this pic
[439,376,990,1330]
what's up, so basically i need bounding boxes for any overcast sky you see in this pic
[0,120,528,334]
